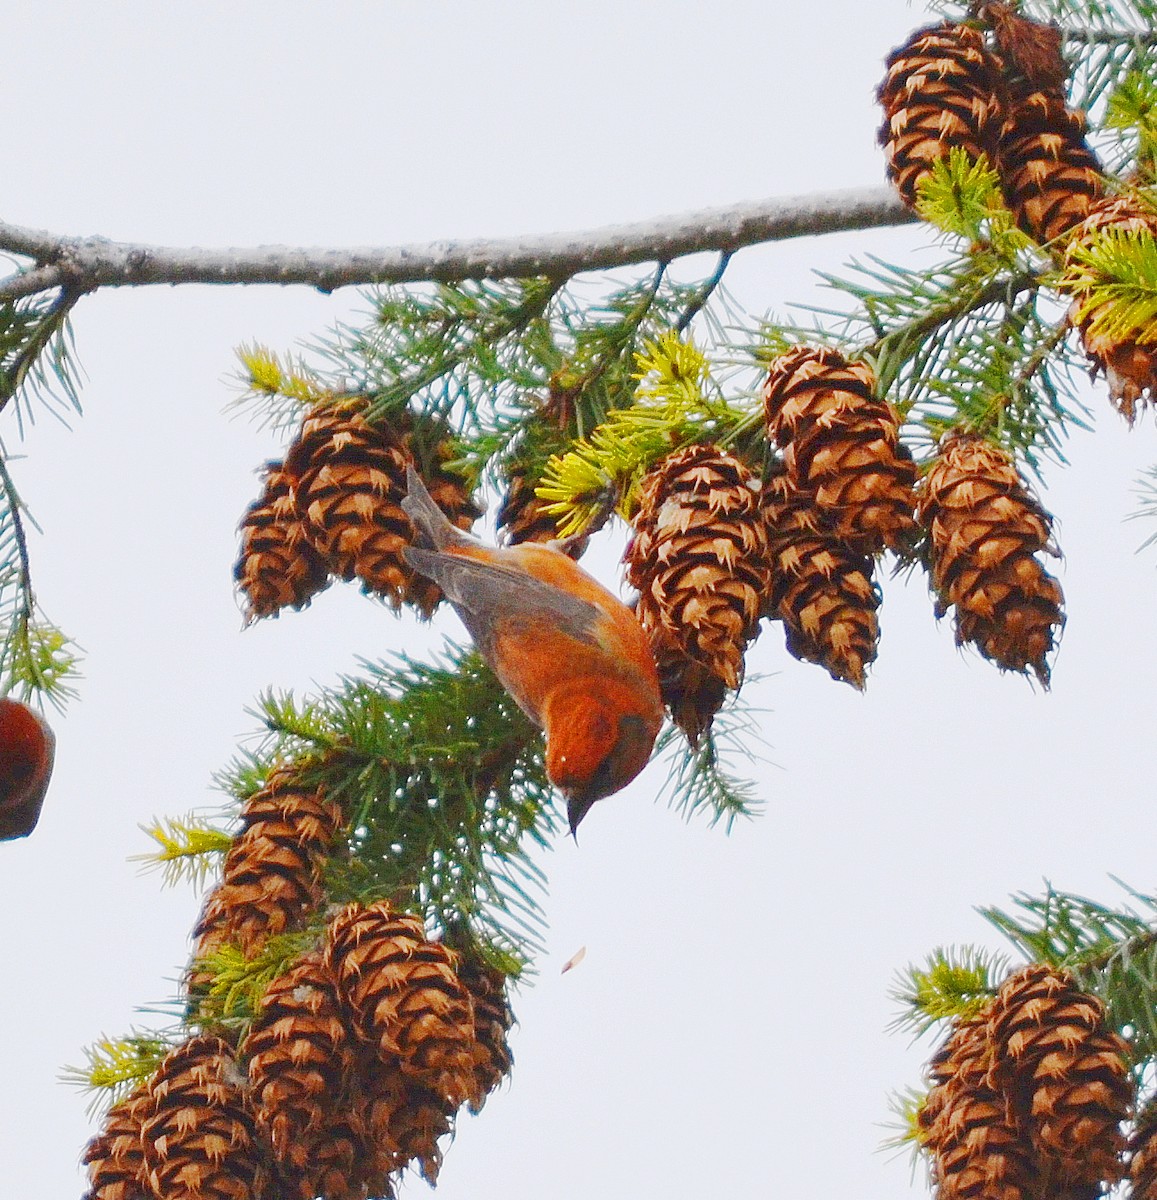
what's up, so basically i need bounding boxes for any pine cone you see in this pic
[456,951,514,1112]
[242,951,357,1193]
[140,1036,267,1200]
[1129,1102,1157,1200]
[878,22,1002,209]
[624,445,770,745]
[327,902,482,1111]
[987,965,1132,1193]
[234,461,330,623]
[192,769,343,965]
[82,1085,153,1200]
[763,465,880,688]
[763,346,917,555]
[995,79,1104,247]
[916,431,1063,684]
[1061,193,1157,424]
[302,1102,384,1200]
[922,1015,1039,1200]
[286,402,478,616]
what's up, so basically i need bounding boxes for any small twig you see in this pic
[0,451,35,654]
[0,284,86,415]
[675,251,733,334]
[1014,315,1072,393]
[0,263,66,302]
[0,188,916,302]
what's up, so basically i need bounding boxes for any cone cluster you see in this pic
[234,402,479,621]
[916,430,1063,684]
[85,902,514,1200]
[759,346,914,686]
[1061,193,1157,424]
[624,444,770,744]
[920,965,1133,1200]
[83,1036,270,1200]
[878,11,1103,247]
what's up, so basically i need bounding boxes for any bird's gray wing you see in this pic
[403,546,603,663]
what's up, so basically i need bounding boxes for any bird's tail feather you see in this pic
[401,464,471,551]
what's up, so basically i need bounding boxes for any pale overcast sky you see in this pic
[5,3,1157,1198]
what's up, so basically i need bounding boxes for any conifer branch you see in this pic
[0,188,915,302]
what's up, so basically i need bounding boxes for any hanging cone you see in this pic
[624,445,770,745]
[1060,193,1157,424]
[82,1085,153,1200]
[921,1015,1039,1200]
[877,22,1002,210]
[191,768,344,972]
[763,346,917,556]
[988,12,1103,249]
[995,89,1103,247]
[286,402,478,616]
[762,465,880,688]
[140,1036,268,1200]
[241,950,357,1194]
[916,431,1063,684]
[301,1101,386,1200]
[456,952,514,1113]
[234,460,330,623]
[987,964,1133,1193]
[327,901,481,1112]
[326,902,481,1186]
[1129,1103,1157,1200]
[356,1070,451,1186]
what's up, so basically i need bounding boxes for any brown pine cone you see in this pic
[82,1085,153,1200]
[191,768,343,972]
[140,1036,268,1200]
[763,465,880,688]
[878,22,1003,209]
[915,431,1063,684]
[234,461,330,623]
[624,444,770,745]
[763,346,917,556]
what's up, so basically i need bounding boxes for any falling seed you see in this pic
[561,946,587,974]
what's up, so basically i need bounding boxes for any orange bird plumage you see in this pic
[0,698,55,841]
[402,466,663,833]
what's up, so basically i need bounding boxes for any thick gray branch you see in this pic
[0,186,915,301]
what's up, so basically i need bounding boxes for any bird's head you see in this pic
[543,678,661,835]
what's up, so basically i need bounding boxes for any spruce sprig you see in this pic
[0,288,84,425]
[192,931,319,1024]
[890,947,1006,1035]
[1064,223,1157,344]
[62,1031,173,1113]
[981,880,1157,1061]
[133,815,234,889]
[1106,68,1157,175]
[537,331,747,535]
[245,644,555,960]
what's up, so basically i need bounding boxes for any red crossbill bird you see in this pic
[401,466,663,833]
[0,697,55,841]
